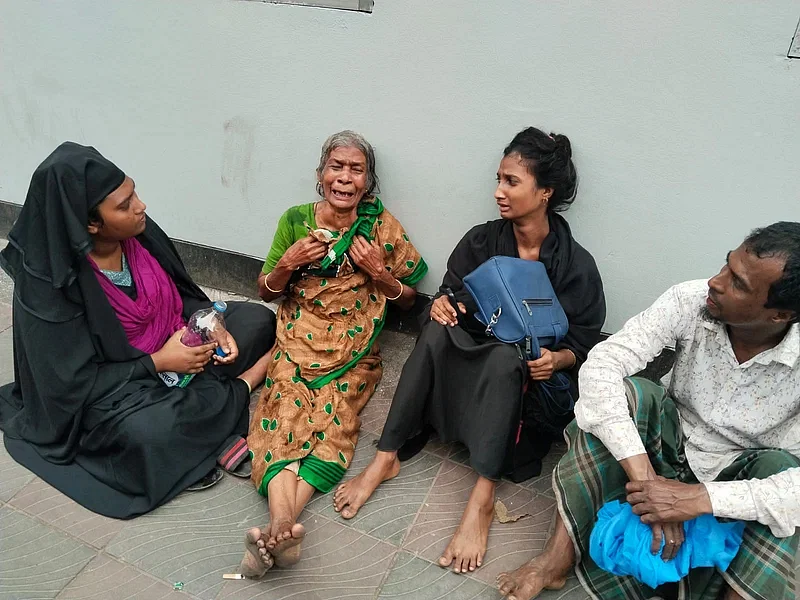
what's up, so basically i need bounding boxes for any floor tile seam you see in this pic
[49,546,101,600]
[90,549,206,600]
[369,547,402,600]
[1,501,111,554]
[397,457,449,557]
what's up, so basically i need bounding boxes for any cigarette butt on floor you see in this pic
[223,574,245,580]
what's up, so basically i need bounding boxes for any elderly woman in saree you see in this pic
[333,127,606,575]
[0,142,276,519]
[239,130,428,575]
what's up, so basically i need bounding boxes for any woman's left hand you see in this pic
[527,348,556,381]
[350,236,387,280]
[212,330,239,364]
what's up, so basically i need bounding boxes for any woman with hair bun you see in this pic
[333,127,606,575]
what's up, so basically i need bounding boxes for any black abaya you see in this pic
[378,214,606,481]
[0,143,276,518]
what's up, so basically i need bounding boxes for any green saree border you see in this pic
[399,257,429,287]
[257,459,295,496]
[297,454,347,493]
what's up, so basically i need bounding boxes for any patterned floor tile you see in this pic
[56,554,190,600]
[0,507,96,600]
[0,435,36,504]
[359,393,392,437]
[0,329,14,386]
[308,432,441,545]
[373,330,414,401]
[0,302,11,333]
[0,266,12,306]
[9,478,125,549]
[377,551,497,600]
[105,476,270,600]
[217,515,396,600]
[403,460,556,586]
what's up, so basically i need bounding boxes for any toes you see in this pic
[456,556,468,574]
[476,551,484,568]
[341,507,355,520]
[438,550,454,568]
[468,555,477,572]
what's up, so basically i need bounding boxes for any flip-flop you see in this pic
[218,436,253,478]
[186,466,224,491]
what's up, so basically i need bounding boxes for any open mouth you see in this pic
[332,190,355,201]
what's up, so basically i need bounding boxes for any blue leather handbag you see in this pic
[462,256,569,360]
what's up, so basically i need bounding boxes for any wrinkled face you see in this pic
[494,153,552,221]
[705,244,788,327]
[319,146,368,210]
[87,176,147,241]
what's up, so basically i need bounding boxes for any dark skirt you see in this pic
[378,321,574,481]
[2,301,276,519]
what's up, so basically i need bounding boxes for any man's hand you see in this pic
[648,521,686,561]
[626,478,712,523]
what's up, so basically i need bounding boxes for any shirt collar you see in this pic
[702,319,799,368]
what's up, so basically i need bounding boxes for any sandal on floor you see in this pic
[218,436,252,478]
[186,466,224,491]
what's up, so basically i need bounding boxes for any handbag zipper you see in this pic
[522,298,553,315]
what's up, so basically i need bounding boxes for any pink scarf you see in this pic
[89,238,185,354]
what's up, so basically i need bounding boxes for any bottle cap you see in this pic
[213,300,228,313]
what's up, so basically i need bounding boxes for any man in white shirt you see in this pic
[497,222,800,600]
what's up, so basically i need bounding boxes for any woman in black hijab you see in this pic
[333,127,606,574]
[0,142,276,519]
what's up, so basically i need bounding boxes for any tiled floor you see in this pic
[0,251,585,600]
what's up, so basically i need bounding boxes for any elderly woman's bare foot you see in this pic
[438,478,495,574]
[333,451,400,519]
[240,527,274,578]
[270,520,306,567]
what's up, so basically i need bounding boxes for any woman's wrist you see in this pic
[150,351,164,373]
[555,349,576,371]
[263,270,284,294]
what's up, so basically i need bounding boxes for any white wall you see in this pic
[1,1,798,330]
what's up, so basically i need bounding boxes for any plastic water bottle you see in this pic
[158,301,229,388]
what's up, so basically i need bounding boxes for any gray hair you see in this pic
[315,130,380,198]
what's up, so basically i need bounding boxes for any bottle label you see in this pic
[158,371,196,388]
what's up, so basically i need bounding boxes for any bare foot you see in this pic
[239,527,274,578]
[496,555,569,600]
[333,451,400,519]
[270,521,306,568]
[438,494,494,573]
[497,509,575,599]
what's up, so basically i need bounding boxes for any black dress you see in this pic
[377,214,606,482]
[0,143,277,518]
